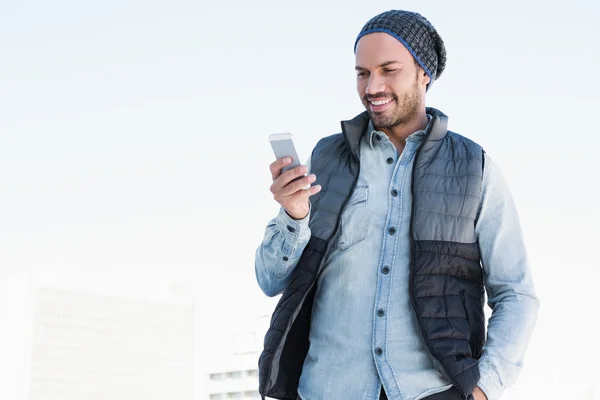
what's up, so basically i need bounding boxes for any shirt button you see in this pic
[388,227,396,235]
[282,256,289,262]
[391,189,398,197]
[286,225,296,233]
[382,266,390,275]
[375,347,383,356]
[386,157,394,164]
[377,309,385,317]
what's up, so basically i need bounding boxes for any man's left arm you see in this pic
[474,154,540,400]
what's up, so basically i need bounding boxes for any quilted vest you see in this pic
[258,108,485,400]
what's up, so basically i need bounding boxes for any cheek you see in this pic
[389,77,413,96]
[357,80,367,99]
[388,75,405,88]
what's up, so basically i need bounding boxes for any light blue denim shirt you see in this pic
[255,120,539,400]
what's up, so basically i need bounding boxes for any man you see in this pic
[255,9,538,400]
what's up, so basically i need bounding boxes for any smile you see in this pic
[368,98,394,112]
[369,99,392,106]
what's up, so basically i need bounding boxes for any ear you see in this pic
[421,70,431,87]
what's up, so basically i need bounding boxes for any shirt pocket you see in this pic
[336,186,369,250]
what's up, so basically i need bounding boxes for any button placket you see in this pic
[369,131,424,389]
[374,144,407,369]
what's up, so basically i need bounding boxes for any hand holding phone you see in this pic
[269,133,321,220]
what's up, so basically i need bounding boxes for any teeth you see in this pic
[371,99,391,106]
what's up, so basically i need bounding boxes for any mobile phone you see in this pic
[269,133,309,188]
[269,133,302,173]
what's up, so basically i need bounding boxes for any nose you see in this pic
[366,74,385,96]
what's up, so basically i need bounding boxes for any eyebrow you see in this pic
[355,61,404,71]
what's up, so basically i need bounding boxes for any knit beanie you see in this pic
[354,10,447,89]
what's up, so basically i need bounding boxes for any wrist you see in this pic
[287,209,308,220]
[284,201,311,221]
[277,207,310,236]
[473,386,488,400]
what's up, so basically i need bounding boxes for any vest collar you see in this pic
[424,107,449,141]
[340,111,369,160]
[340,107,449,159]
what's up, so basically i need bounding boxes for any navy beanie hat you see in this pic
[354,10,447,89]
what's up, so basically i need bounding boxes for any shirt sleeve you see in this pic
[475,154,540,400]
[254,156,312,297]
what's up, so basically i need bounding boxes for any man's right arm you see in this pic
[254,207,311,297]
[255,156,316,297]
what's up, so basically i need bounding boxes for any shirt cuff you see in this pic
[478,362,504,400]
[275,205,310,241]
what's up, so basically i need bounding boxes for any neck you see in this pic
[377,109,428,153]
[379,109,429,143]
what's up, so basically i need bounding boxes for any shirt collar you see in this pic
[366,114,432,150]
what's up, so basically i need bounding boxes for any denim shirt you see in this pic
[255,121,539,400]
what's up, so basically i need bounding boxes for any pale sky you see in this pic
[1,0,599,398]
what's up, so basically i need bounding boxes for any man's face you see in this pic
[355,32,431,129]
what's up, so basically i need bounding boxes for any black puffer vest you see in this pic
[258,108,485,400]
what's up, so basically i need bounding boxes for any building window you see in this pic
[244,391,260,400]
[226,371,242,380]
[210,373,224,381]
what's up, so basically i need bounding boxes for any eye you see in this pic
[357,71,367,77]
[383,68,398,73]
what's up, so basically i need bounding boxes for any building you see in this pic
[0,266,280,400]
[26,283,195,400]
[204,308,274,400]
[0,267,198,399]
[28,286,195,400]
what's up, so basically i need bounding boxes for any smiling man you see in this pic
[255,10,539,400]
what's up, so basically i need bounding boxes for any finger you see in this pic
[306,184,322,197]
[278,183,321,207]
[269,157,292,180]
[271,165,308,193]
[297,184,322,199]
[278,165,308,185]
[280,174,316,197]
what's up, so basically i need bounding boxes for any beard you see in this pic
[363,80,422,130]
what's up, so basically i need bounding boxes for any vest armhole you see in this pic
[481,149,486,174]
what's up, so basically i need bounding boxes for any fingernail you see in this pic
[285,157,292,163]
